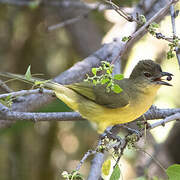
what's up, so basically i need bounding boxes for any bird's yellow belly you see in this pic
[79,92,156,133]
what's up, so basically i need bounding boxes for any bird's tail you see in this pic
[0,72,65,92]
[0,72,79,110]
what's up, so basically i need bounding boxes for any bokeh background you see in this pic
[0,0,180,179]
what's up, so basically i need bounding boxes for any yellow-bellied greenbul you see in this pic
[0,60,173,133]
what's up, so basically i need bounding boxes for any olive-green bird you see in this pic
[0,60,173,133]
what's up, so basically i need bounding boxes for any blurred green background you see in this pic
[0,0,180,180]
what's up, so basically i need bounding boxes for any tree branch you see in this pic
[0,103,84,122]
[0,0,110,11]
[112,0,178,64]
[170,3,180,67]
[0,88,54,99]
[150,113,180,129]
[0,79,13,93]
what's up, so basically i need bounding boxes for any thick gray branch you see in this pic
[0,103,84,122]
[0,103,180,123]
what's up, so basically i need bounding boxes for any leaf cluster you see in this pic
[62,170,84,180]
[167,38,179,59]
[84,61,124,93]
[0,95,13,108]
[148,22,159,36]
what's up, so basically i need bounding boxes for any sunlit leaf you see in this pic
[106,69,111,74]
[34,80,49,86]
[101,78,109,85]
[114,74,124,80]
[102,159,111,176]
[112,84,122,93]
[0,95,13,107]
[92,68,97,75]
[122,36,129,42]
[151,22,159,28]
[93,79,97,85]
[166,164,180,180]
[110,165,120,180]
[25,65,32,80]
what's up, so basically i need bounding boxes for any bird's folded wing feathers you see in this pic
[66,82,130,108]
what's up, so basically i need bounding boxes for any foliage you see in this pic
[84,61,124,93]
[62,170,84,180]
[0,95,13,108]
[25,65,32,80]
[24,65,50,88]
[167,38,179,59]
[148,22,160,36]
[110,165,121,180]
[166,164,180,180]
[102,159,121,180]
[122,36,131,42]
[102,159,111,176]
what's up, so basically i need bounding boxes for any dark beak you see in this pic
[153,72,173,86]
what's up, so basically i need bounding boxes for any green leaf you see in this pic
[92,68,97,75]
[110,165,121,180]
[166,164,180,180]
[93,79,97,85]
[167,51,175,59]
[112,84,122,94]
[114,74,124,80]
[102,61,110,67]
[122,36,129,42]
[106,69,111,74]
[102,159,111,176]
[25,65,32,80]
[139,15,146,24]
[151,22,159,28]
[34,80,49,86]
[107,81,112,88]
[0,95,13,108]
[101,78,109,85]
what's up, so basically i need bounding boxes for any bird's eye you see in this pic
[144,72,152,77]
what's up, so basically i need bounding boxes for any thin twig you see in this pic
[155,32,179,43]
[48,11,90,31]
[149,113,180,129]
[0,79,13,93]
[111,0,179,65]
[105,0,137,23]
[76,150,96,171]
[170,3,180,67]
[0,88,54,99]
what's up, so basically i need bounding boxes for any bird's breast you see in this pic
[91,85,159,128]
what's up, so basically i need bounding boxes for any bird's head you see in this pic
[129,60,173,87]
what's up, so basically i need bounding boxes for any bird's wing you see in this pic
[66,81,130,108]
[66,82,96,101]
